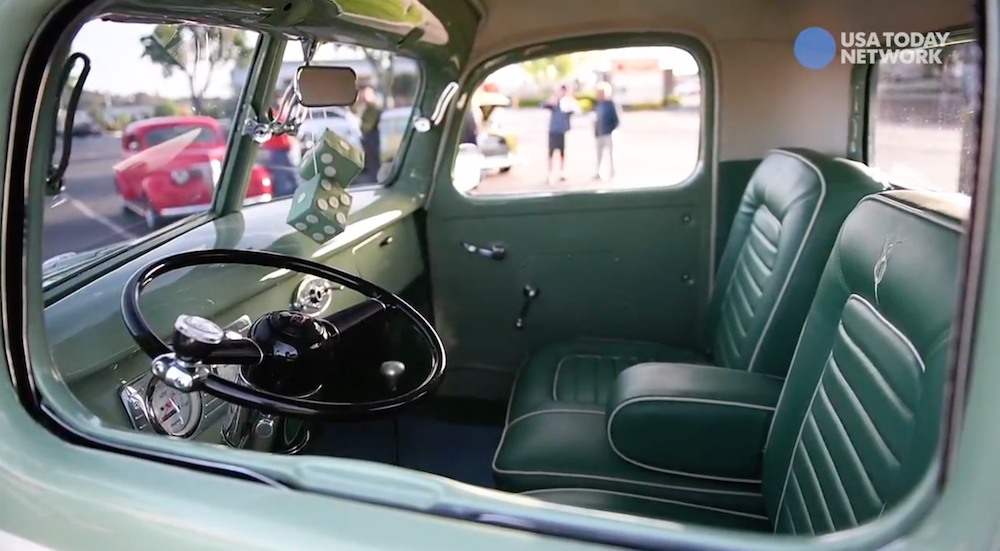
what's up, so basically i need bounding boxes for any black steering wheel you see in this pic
[121,249,446,420]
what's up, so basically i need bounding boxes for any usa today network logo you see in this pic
[794,27,950,69]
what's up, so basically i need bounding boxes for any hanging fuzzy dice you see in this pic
[287,129,364,243]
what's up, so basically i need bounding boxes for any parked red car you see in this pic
[113,116,273,229]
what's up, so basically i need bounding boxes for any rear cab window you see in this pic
[868,38,981,193]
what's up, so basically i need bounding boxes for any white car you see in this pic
[298,107,363,151]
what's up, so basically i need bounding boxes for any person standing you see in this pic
[592,81,620,180]
[544,84,579,182]
[357,85,383,184]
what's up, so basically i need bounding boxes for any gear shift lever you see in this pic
[380,361,406,392]
[380,361,406,465]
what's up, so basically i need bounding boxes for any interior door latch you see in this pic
[515,285,540,329]
[461,241,506,261]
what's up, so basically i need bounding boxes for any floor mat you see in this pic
[308,416,503,488]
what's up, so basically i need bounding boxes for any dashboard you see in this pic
[43,189,424,442]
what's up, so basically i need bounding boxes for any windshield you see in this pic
[41,20,261,282]
[143,124,218,147]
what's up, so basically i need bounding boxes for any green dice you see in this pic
[299,128,364,183]
[286,175,354,244]
[288,129,363,243]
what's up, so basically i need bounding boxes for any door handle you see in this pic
[461,241,506,261]
[515,285,540,329]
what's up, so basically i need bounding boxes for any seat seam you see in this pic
[746,149,827,374]
[492,410,762,496]
[552,354,635,402]
[606,397,770,484]
[847,294,927,372]
[521,488,769,521]
[773,348,833,532]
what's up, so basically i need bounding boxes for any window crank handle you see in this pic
[461,241,506,261]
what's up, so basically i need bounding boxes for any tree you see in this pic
[361,48,397,109]
[153,100,181,117]
[520,54,579,89]
[140,25,254,114]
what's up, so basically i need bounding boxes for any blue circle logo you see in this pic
[794,27,836,69]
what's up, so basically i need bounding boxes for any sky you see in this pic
[74,20,698,98]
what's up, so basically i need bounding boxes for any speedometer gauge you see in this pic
[145,380,202,437]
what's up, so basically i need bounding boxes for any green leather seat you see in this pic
[504,149,884,429]
[495,189,966,533]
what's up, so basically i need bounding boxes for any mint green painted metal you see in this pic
[0,2,994,551]
[44,188,423,419]
[213,33,286,215]
[424,34,716,398]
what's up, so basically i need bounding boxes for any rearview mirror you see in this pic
[296,66,358,108]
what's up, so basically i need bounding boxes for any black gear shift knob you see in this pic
[380,360,406,392]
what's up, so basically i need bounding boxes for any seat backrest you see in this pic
[761,190,967,535]
[711,148,885,376]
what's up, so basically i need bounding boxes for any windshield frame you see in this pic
[40,30,283,297]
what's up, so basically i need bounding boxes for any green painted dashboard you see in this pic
[43,188,424,439]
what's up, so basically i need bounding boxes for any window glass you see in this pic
[451,46,702,196]
[143,124,219,147]
[42,19,259,283]
[869,40,981,194]
[245,42,422,199]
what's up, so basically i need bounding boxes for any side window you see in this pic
[252,42,422,198]
[452,46,702,196]
[869,40,981,194]
[42,19,258,279]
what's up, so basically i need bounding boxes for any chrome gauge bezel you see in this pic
[143,377,204,438]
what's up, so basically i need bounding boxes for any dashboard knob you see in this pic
[173,314,224,362]
[380,361,406,392]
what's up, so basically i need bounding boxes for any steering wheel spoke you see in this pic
[121,249,446,420]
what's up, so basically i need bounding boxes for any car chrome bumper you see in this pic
[480,152,517,171]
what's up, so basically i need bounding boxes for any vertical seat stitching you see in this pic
[816,386,883,506]
[828,357,900,466]
[797,437,837,532]
[807,413,859,526]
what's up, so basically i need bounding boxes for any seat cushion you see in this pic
[506,338,709,422]
[493,407,766,516]
[524,489,771,532]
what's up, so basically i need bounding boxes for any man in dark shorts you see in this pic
[544,85,579,182]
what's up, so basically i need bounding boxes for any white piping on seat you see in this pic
[492,409,762,497]
[606,397,772,484]
[522,488,769,521]
[745,149,828,374]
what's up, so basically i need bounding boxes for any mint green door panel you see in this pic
[427,183,713,395]
[44,188,424,435]
[353,216,424,291]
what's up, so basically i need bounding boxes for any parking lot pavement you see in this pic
[43,136,153,261]
[473,108,965,195]
[41,109,967,262]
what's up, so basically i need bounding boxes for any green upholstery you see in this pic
[496,189,966,534]
[711,149,886,376]
[504,149,884,430]
[762,190,964,534]
[508,339,708,421]
[607,363,783,480]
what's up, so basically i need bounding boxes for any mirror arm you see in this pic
[47,52,91,195]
